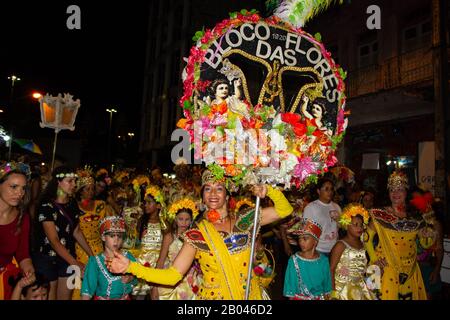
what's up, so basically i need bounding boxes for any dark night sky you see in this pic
[0,1,149,165]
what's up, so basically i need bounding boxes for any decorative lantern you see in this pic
[39,93,81,170]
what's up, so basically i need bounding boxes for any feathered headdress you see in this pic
[272,0,344,28]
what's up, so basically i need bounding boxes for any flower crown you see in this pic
[167,197,199,222]
[144,185,165,205]
[0,161,31,180]
[234,197,255,214]
[56,172,78,179]
[339,203,369,229]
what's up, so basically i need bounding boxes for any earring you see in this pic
[57,188,66,197]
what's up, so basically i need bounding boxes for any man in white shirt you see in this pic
[303,178,341,256]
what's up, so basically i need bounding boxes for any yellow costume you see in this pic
[364,208,427,300]
[73,200,109,299]
[334,240,376,300]
[158,237,202,300]
[124,184,293,300]
[132,221,162,295]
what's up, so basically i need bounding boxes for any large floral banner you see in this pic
[177,10,348,189]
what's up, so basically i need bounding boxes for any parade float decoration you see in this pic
[176,0,348,299]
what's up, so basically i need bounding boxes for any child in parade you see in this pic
[151,197,201,300]
[132,185,165,297]
[11,273,49,300]
[329,203,376,300]
[81,216,137,300]
[283,218,332,300]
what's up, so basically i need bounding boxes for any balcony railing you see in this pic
[347,47,434,98]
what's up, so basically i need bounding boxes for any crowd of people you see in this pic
[0,158,446,300]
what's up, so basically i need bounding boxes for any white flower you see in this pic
[60,238,66,246]
[49,250,56,257]
[52,213,58,221]
[38,214,45,222]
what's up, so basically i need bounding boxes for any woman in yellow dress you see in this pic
[107,170,293,300]
[151,196,202,300]
[72,169,114,299]
[364,171,427,300]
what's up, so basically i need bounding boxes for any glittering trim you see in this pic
[95,255,122,299]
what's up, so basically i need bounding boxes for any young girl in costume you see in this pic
[329,203,376,300]
[132,184,166,297]
[106,170,293,300]
[151,197,202,300]
[81,216,137,300]
[283,218,332,300]
[72,168,114,300]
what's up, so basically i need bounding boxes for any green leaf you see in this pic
[229,11,238,19]
[240,9,248,15]
[183,100,193,111]
[201,104,211,116]
[216,126,225,136]
[307,126,316,135]
[339,67,347,80]
[314,32,322,42]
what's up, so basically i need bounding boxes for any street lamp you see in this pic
[7,75,21,103]
[6,75,21,160]
[106,108,117,165]
[39,93,81,171]
[32,92,43,99]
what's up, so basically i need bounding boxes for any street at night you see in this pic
[0,0,449,308]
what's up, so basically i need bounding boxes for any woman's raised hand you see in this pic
[106,251,130,274]
[252,184,268,199]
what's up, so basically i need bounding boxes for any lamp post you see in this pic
[7,75,21,160]
[106,108,117,165]
[39,93,81,172]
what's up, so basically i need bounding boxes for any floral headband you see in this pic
[167,197,199,222]
[201,169,238,193]
[144,185,165,206]
[0,161,31,180]
[234,197,255,214]
[56,172,78,179]
[339,203,369,229]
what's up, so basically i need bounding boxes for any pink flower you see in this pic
[293,157,318,181]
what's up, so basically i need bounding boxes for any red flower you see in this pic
[242,117,256,129]
[281,113,301,125]
[253,265,265,276]
[293,123,307,137]
[191,285,199,294]
[207,209,221,223]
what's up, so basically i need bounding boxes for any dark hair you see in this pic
[311,98,327,115]
[209,78,229,97]
[38,166,76,204]
[21,273,50,297]
[316,178,334,190]
[0,170,30,235]
[169,208,194,235]
[139,193,159,238]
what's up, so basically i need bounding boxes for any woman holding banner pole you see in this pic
[106,170,293,300]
